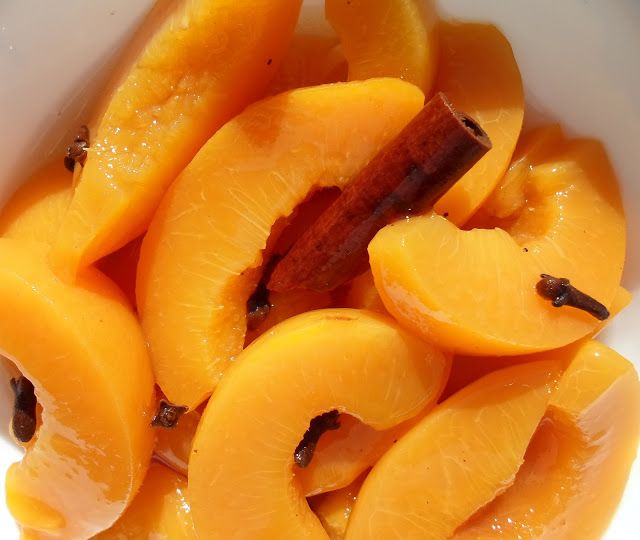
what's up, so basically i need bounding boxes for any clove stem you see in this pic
[536,274,609,320]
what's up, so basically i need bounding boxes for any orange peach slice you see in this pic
[148,403,417,498]
[299,343,449,497]
[152,400,405,497]
[370,138,625,355]
[189,309,450,539]
[0,240,154,539]
[479,124,565,221]
[454,340,640,539]
[51,0,303,279]
[0,158,141,308]
[442,285,632,400]
[245,289,334,345]
[310,472,367,540]
[0,159,71,245]
[137,79,424,409]
[95,236,142,309]
[345,360,560,539]
[326,0,438,93]
[268,32,347,94]
[433,23,524,225]
[340,271,387,314]
[94,462,195,539]
[299,415,414,497]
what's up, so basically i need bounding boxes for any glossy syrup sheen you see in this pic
[455,341,640,539]
[137,78,425,409]
[189,309,450,539]
[0,241,154,539]
[370,133,625,356]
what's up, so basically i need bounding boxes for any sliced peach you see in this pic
[0,159,71,245]
[95,236,142,309]
[443,285,632,399]
[478,124,565,222]
[94,462,195,539]
[298,415,414,497]
[137,79,424,409]
[189,309,450,539]
[0,158,140,307]
[455,341,640,539]
[268,32,347,94]
[326,0,438,93]
[310,472,367,540]
[370,138,625,355]
[432,23,524,225]
[345,360,560,539]
[245,289,334,345]
[339,271,387,314]
[51,0,303,279]
[154,396,409,494]
[153,409,201,478]
[299,340,449,497]
[0,240,154,539]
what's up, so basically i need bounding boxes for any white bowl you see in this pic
[0,0,638,537]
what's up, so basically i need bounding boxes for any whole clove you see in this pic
[294,410,341,468]
[10,376,37,443]
[64,125,90,172]
[151,399,188,428]
[246,255,283,331]
[536,274,609,320]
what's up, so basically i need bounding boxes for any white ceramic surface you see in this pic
[0,0,638,537]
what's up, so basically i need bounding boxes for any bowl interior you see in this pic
[0,0,637,537]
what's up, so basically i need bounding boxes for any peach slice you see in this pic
[150,401,413,497]
[345,360,560,539]
[299,414,415,497]
[268,32,347,94]
[51,0,303,279]
[478,124,565,221]
[94,462,195,539]
[137,79,424,409]
[299,348,450,497]
[189,309,450,539]
[454,340,640,539]
[442,285,632,399]
[95,236,142,309]
[340,271,387,314]
[433,23,524,225]
[245,289,334,345]
[326,0,438,93]
[370,138,625,355]
[0,159,71,245]
[0,158,141,307]
[0,240,154,539]
[310,472,367,540]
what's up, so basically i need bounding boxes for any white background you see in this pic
[0,0,638,537]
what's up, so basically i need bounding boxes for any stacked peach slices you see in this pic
[0,1,637,539]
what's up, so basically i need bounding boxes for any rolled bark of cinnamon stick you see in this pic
[268,92,491,293]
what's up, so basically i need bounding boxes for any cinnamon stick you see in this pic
[268,92,491,293]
